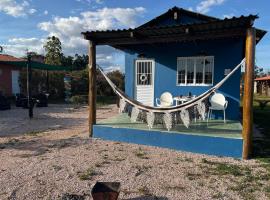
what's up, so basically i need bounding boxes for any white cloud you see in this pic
[2,37,45,57]
[104,66,122,73]
[223,13,234,19]
[37,7,145,55]
[2,7,145,70]
[188,7,194,12]
[196,0,226,14]
[0,0,36,17]
[28,8,37,14]
[44,10,48,15]
[95,0,103,4]
[76,0,103,5]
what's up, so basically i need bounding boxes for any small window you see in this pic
[177,56,214,86]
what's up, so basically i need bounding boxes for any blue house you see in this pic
[82,7,266,159]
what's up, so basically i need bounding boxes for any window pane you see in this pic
[186,58,194,84]
[196,58,204,84]
[177,58,186,84]
[205,57,213,84]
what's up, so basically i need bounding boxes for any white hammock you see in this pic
[98,59,245,130]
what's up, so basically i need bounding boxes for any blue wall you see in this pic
[151,15,206,26]
[124,39,244,120]
[144,10,208,27]
[93,125,243,158]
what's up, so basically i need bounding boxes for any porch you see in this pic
[93,113,243,158]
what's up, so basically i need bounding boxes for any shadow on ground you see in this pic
[124,196,168,200]
[0,136,90,157]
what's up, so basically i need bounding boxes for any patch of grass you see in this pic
[212,192,225,199]
[201,159,246,176]
[25,130,42,136]
[176,157,193,163]
[229,179,257,200]
[199,158,269,198]
[197,181,204,187]
[52,165,62,172]
[77,168,99,181]
[137,186,151,196]
[98,149,108,154]
[33,148,49,156]
[200,160,264,199]
[164,185,185,191]
[101,160,111,165]
[102,154,109,159]
[111,156,126,162]
[134,148,149,159]
[118,148,124,152]
[186,172,202,181]
[265,185,270,195]
[56,141,71,149]
[95,163,102,168]
[121,189,137,195]
[17,153,33,158]
[61,193,85,200]
[114,142,122,145]
[101,153,126,163]
[6,138,20,146]
[135,165,152,177]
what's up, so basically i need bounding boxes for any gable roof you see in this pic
[0,54,72,71]
[83,14,266,46]
[0,54,25,62]
[255,75,270,81]
[82,6,267,47]
[139,6,219,28]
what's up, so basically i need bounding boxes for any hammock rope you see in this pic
[97,59,245,130]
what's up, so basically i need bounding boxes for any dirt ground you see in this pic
[0,104,269,200]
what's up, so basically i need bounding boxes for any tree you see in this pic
[254,65,265,78]
[19,52,47,95]
[43,36,65,99]
[44,36,62,65]
[73,54,88,70]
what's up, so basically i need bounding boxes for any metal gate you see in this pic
[135,59,154,106]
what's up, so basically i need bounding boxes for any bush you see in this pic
[70,95,88,105]
[19,68,65,100]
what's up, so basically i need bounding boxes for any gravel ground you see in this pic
[0,104,269,200]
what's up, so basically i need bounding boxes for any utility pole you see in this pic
[27,54,33,118]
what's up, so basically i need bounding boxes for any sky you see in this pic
[0,0,269,72]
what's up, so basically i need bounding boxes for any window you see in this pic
[177,56,214,86]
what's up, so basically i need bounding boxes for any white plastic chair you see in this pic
[207,93,228,123]
[156,92,174,107]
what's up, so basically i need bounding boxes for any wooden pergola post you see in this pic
[27,55,33,118]
[242,27,256,159]
[88,41,96,137]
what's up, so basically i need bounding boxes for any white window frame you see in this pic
[176,56,214,86]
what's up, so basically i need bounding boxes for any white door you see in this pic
[12,70,20,95]
[135,59,154,106]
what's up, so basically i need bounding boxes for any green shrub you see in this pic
[70,95,87,105]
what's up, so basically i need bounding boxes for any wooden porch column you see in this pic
[242,28,256,159]
[88,41,96,137]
